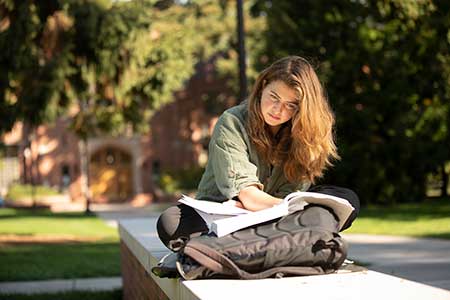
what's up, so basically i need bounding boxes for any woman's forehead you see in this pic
[264,80,299,102]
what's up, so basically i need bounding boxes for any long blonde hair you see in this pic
[247,56,339,183]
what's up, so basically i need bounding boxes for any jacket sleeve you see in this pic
[208,112,264,199]
[274,180,311,198]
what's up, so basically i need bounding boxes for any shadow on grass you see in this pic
[0,289,122,300]
[0,241,121,282]
[415,232,450,240]
[0,208,97,220]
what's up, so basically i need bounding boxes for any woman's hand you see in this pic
[238,185,283,211]
[223,199,245,209]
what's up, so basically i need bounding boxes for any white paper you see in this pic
[179,194,249,215]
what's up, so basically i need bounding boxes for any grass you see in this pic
[0,208,119,238]
[0,289,122,300]
[0,208,120,282]
[346,197,450,239]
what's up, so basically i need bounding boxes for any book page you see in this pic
[195,210,235,230]
[285,197,308,213]
[284,191,354,230]
[179,195,250,215]
[211,202,288,237]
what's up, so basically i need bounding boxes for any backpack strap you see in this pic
[312,234,348,270]
[178,240,329,280]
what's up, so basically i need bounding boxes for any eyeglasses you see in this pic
[264,97,299,113]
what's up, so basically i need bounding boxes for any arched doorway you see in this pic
[89,146,133,202]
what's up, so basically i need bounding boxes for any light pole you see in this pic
[237,0,247,102]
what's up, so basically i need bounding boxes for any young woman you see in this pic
[157,56,360,248]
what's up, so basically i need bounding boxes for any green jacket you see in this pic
[196,101,310,202]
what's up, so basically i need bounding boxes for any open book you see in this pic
[179,191,354,237]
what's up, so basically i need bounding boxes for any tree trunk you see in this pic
[442,163,449,197]
[79,138,91,214]
[28,127,37,209]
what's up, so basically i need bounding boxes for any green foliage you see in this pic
[158,166,205,194]
[213,1,268,97]
[0,0,233,138]
[0,1,73,131]
[158,173,179,194]
[63,0,204,137]
[6,184,61,201]
[251,0,450,204]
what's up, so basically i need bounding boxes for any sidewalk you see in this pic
[343,234,450,291]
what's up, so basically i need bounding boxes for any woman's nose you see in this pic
[273,102,282,113]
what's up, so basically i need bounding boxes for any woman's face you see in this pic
[260,80,299,134]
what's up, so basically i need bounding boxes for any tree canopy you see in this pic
[251,0,450,203]
[0,0,239,137]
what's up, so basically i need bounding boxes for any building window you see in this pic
[61,165,71,190]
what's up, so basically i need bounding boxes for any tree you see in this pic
[0,1,73,132]
[251,0,450,204]
[0,0,255,209]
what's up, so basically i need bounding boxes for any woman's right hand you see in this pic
[238,186,283,211]
[223,199,245,209]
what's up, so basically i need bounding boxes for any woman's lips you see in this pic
[269,113,281,121]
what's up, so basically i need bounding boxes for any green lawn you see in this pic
[0,208,120,282]
[0,208,118,238]
[0,289,122,300]
[346,197,450,239]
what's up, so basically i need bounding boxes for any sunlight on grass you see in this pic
[347,218,450,239]
[346,198,450,239]
[0,209,118,240]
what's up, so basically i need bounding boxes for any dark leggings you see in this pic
[156,185,360,248]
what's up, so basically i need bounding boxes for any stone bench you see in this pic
[119,218,450,300]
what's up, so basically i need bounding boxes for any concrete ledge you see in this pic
[119,218,199,300]
[119,218,450,300]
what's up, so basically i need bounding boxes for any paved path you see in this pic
[343,234,450,291]
[0,277,121,295]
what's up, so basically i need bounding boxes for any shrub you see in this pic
[6,184,61,201]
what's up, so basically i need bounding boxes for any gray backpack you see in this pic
[156,205,348,280]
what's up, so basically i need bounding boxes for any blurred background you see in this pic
[1,0,449,207]
[0,0,449,299]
